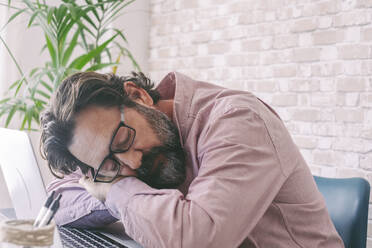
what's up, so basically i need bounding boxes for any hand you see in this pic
[79,176,124,202]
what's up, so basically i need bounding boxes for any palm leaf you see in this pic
[5,104,17,127]
[36,89,51,99]
[1,8,27,32]
[1,0,141,131]
[47,6,56,24]
[0,98,10,105]
[102,0,135,27]
[14,77,26,96]
[86,62,117,71]
[68,33,118,70]
[8,80,21,90]
[113,28,128,43]
[20,110,29,130]
[40,80,53,93]
[84,0,100,21]
[45,34,57,67]
[81,7,97,29]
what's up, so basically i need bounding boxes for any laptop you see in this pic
[0,127,143,248]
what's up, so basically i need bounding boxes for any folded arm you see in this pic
[47,170,117,228]
[104,107,289,247]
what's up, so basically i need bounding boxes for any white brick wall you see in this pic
[148,0,372,245]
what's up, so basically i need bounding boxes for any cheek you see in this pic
[119,166,137,177]
[136,128,162,149]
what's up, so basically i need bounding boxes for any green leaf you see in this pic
[68,33,118,70]
[28,10,40,27]
[30,97,47,105]
[46,71,54,82]
[14,77,26,96]
[103,0,135,27]
[1,8,27,32]
[27,108,33,130]
[0,98,10,105]
[65,3,78,20]
[40,43,48,53]
[81,7,97,29]
[100,28,110,38]
[84,0,100,22]
[5,105,17,127]
[45,34,57,67]
[47,6,56,24]
[86,62,117,71]
[29,68,40,77]
[61,28,80,66]
[36,89,51,99]
[56,4,67,23]
[104,47,112,62]
[113,28,128,43]
[8,80,20,90]
[0,35,26,81]
[20,111,28,130]
[58,20,74,57]
[97,0,104,11]
[40,80,53,93]
[1,0,142,130]
[73,14,95,38]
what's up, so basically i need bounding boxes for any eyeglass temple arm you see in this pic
[120,105,125,122]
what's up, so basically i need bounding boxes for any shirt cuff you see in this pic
[105,177,154,219]
[55,200,107,226]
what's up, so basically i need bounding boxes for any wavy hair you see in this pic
[40,71,160,178]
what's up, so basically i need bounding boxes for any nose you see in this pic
[115,149,143,170]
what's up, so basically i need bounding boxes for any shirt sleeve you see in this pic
[105,106,292,248]
[47,170,117,227]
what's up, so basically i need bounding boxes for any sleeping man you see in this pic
[41,71,344,247]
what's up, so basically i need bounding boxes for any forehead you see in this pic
[68,105,120,168]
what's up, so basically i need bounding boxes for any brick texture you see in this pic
[149,0,372,241]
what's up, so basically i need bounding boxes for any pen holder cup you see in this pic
[0,219,55,247]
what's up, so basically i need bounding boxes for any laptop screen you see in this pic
[0,128,47,219]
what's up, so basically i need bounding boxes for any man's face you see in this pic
[68,103,186,189]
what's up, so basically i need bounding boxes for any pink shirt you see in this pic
[48,72,344,247]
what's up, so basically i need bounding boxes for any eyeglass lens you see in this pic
[111,126,135,152]
[94,126,135,182]
[95,157,120,181]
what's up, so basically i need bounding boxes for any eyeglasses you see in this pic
[79,105,136,183]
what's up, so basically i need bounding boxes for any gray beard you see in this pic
[131,103,186,189]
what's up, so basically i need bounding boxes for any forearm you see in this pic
[105,177,255,248]
[47,173,116,228]
[64,210,118,229]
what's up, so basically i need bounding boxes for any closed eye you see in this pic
[116,134,131,149]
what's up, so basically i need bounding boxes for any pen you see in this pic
[33,191,55,227]
[38,193,62,228]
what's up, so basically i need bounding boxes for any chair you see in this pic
[314,176,370,248]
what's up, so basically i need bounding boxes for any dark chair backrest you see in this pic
[314,176,370,248]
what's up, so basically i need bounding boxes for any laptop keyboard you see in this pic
[58,226,129,248]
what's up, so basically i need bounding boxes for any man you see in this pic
[41,71,344,247]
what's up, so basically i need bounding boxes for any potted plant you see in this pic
[0,0,140,130]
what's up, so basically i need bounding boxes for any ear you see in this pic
[124,81,154,106]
